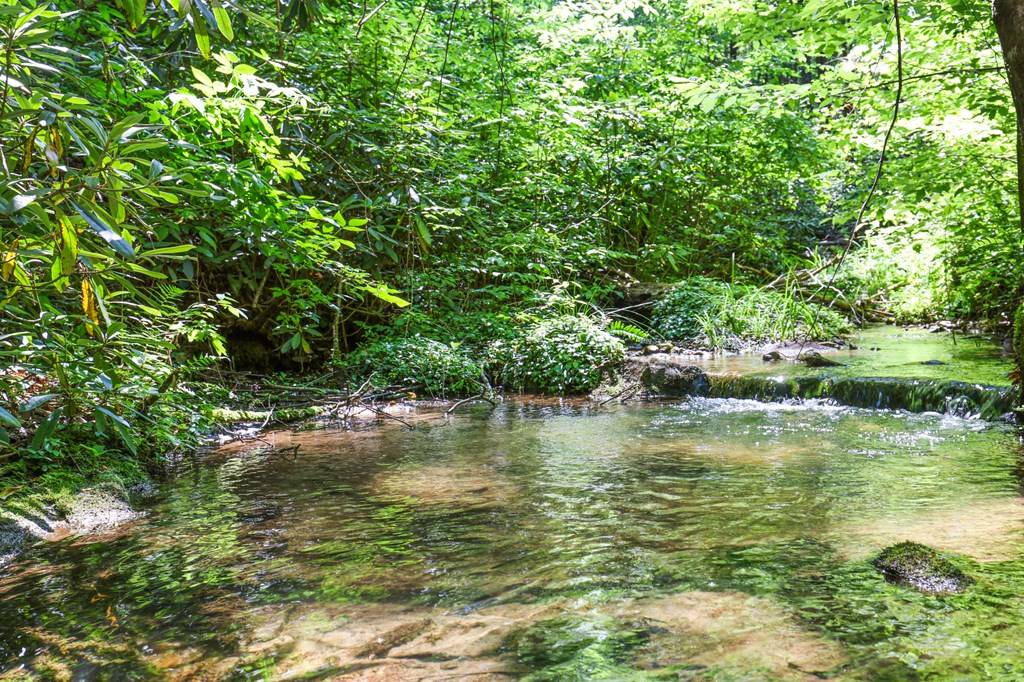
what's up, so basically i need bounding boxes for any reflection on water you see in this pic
[1,399,1024,679]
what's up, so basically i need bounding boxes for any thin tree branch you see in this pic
[831,65,1001,96]
[799,0,904,341]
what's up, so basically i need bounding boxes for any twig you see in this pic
[355,0,389,37]
[598,381,642,405]
[363,404,416,429]
[831,65,1002,97]
[444,394,497,419]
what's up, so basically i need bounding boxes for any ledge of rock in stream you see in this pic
[632,355,711,397]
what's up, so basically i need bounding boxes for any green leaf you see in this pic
[29,407,62,451]
[96,405,130,429]
[413,215,432,248]
[20,394,56,413]
[191,66,213,87]
[190,7,212,58]
[124,262,168,279]
[213,6,233,40]
[0,406,20,428]
[71,201,135,259]
[363,284,410,307]
[109,113,145,142]
[140,245,195,257]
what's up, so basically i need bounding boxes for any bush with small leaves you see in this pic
[491,315,625,394]
[339,336,484,398]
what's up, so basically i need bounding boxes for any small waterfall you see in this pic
[707,374,1016,420]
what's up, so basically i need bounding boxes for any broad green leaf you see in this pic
[71,201,135,259]
[96,405,130,428]
[20,394,56,413]
[213,6,233,40]
[0,406,20,428]
[140,245,195,257]
[29,407,62,451]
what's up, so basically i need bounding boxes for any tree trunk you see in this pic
[994,1,1024,416]
[994,0,1024,235]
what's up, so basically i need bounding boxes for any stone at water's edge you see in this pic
[635,355,710,397]
[873,541,973,594]
[799,350,844,367]
[64,486,141,535]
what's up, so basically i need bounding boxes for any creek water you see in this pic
[2,330,1024,680]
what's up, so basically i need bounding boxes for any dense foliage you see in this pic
[1,0,1023,487]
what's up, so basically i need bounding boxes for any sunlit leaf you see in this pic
[71,201,135,259]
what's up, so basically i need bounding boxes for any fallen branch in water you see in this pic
[444,393,498,419]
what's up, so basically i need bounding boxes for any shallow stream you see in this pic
[1,329,1023,680]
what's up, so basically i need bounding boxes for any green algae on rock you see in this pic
[873,542,974,593]
[505,615,650,681]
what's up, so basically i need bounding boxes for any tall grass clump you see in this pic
[652,277,850,350]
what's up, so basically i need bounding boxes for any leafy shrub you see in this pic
[491,315,625,394]
[339,336,484,398]
[652,277,850,349]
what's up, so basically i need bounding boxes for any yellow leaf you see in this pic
[1,240,18,282]
[81,278,99,335]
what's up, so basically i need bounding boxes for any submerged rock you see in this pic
[237,500,282,525]
[64,486,141,535]
[799,351,844,368]
[873,541,973,593]
[613,590,846,678]
[506,615,647,679]
[639,360,710,397]
[762,350,784,362]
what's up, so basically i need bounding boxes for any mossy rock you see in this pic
[873,542,973,594]
[61,485,140,535]
[799,350,843,368]
[638,360,710,397]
